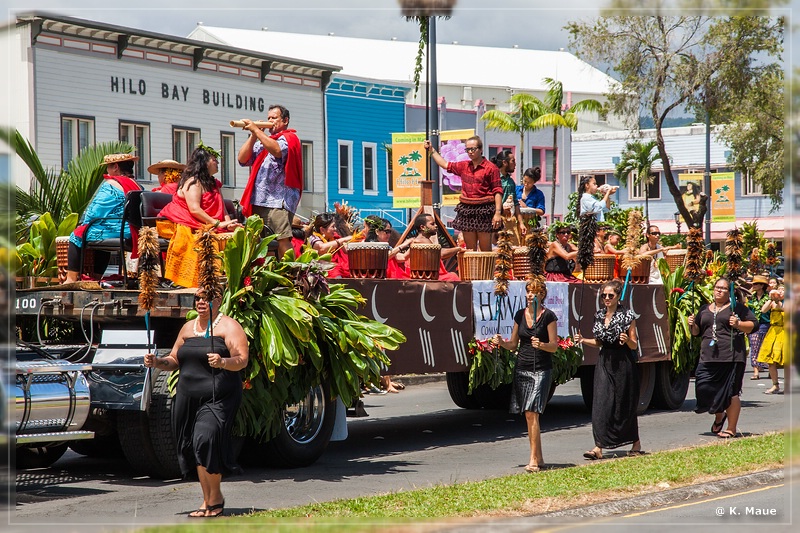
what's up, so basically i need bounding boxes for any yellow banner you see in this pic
[391,129,475,208]
[710,172,736,222]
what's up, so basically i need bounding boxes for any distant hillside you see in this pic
[639,116,696,129]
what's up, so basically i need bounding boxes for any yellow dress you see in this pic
[757,309,785,366]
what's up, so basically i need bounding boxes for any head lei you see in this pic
[364,217,386,232]
[197,141,221,159]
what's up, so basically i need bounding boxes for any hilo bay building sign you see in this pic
[110,77,268,111]
[391,129,474,208]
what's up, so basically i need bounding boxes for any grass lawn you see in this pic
[141,431,791,532]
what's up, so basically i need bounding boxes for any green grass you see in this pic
[141,431,789,532]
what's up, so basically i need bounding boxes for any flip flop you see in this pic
[394,382,406,390]
[717,430,738,439]
[583,450,602,460]
[750,375,760,380]
[627,449,647,457]
[711,414,727,434]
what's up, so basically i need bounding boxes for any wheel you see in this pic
[636,362,656,415]
[249,380,336,468]
[16,443,68,469]
[445,371,481,409]
[650,361,690,410]
[472,382,512,410]
[69,412,123,458]
[578,366,594,412]
[147,370,181,478]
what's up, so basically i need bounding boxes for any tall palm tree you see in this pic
[614,139,662,228]
[530,78,603,219]
[480,93,546,173]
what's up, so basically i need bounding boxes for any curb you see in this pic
[393,373,446,387]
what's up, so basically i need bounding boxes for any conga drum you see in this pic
[519,208,539,229]
[583,254,616,283]
[409,243,441,280]
[346,242,390,279]
[665,249,687,272]
[214,232,234,251]
[512,247,531,279]
[55,235,94,281]
[458,251,497,281]
[631,256,652,284]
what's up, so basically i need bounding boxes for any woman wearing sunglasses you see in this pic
[144,291,249,518]
[638,225,681,284]
[688,277,756,438]
[544,226,580,283]
[574,280,643,460]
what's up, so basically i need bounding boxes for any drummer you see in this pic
[594,223,610,254]
[395,213,462,281]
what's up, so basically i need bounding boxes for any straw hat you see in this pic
[103,153,139,165]
[751,274,768,286]
[147,159,186,175]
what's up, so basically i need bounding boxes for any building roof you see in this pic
[187,26,620,95]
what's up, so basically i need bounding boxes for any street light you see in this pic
[674,212,682,236]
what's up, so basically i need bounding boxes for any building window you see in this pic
[488,145,515,161]
[574,174,606,190]
[742,169,763,196]
[173,127,201,163]
[628,171,661,201]
[363,142,378,194]
[61,115,94,169]
[338,141,353,191]
[220,132,236,187]
[386,150,393,194]
[119,122,150,181]
[531,147,556,184]
[302,141,313,193]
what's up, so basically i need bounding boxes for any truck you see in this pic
[11,274,686,477]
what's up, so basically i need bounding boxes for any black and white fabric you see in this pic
[592,306,635,345]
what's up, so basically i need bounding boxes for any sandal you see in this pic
[583,449,602,460]
[188,508,208,518]
[764,386,781,395]
[205,500,225,518]
[711,414,727,434]
[627,449,646,457]
[717,430,738,439]
[394,382,405,390]
[524,464,542,472]
[750,375,760,380]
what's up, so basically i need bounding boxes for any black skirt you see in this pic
[510,369,553,415]
[694,361,745,414]
[452,202,496,233]
[592,343,639,449]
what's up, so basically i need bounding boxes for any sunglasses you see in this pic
[649,232,661,236]
[601,293,617,300]
[194,295,209,303]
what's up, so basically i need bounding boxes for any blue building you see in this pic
[325,77,409,227]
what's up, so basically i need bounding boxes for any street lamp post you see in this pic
[674,212,682,236]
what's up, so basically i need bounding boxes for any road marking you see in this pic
[623,483,784,518]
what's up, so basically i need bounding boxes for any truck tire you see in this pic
[651,361,691,410]
[636,362,656,415]
[578,366,594,412]
[117,410,165,478]
[473,382,512,410]
[147,370,181,478]
[248,380,336,468]
[446,371,481,409]
[16,443,68,469]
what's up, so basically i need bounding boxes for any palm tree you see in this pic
[481,93,546,173]
[614,139,662,228]
[530,78,603,219]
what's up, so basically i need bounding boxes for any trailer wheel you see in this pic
[446,371,481,409]
[578,366,594,412]
[147,370,181,478]
[16,443,68,469]
[636,362,656,415]
[244,380,335,468]
[117,410,164,478]
[473,382,512,410]
[650,361,690,410]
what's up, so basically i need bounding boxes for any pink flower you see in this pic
[671,288,685,294]
[244,276,252,287]
[706,269,713,276]
[243,379,252,390]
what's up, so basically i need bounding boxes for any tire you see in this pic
[650,361,691,410]
[16,443,68,469]
[578,366,594,412]
[251,380,336,468]
[636,362,656,415]
[446,371,481,409]
[147,370,181,478]
[117,409,165,478]
[472,382,512,410]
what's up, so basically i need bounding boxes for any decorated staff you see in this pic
[683,227,706,310]
[576,213,597,322]
[197,225,223,399]
[493,229,513,367]
[525,227,549,320]
[138,227,161,411]
[620,210,644,300]
[725,228,744,350]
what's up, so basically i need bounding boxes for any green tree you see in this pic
[530,78,603,219]
[614,139,662,228]
[481,93,545,174]
[567,13,784,225]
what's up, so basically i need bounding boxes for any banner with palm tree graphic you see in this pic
[710,172,736,222]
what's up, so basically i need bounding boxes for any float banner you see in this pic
[710,172,736,222]
[470,281,569,340]
[391,129,475,208]
[678,173,704,224]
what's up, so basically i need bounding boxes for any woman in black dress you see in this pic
[144,290,249,518]
[492,280,558,472]
[574,279,642,459]
[688,277,756,438]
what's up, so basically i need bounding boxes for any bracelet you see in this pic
[213,220,220,229]
[221,358,226,369]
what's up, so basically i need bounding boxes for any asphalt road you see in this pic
[10,367,794,532]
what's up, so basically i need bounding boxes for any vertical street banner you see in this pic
[677,173,704,223]
[710,172,736,222]
[391,129,475,208]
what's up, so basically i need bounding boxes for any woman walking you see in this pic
[574,280,643,459]
[757,284,785,394]
[688,277,756,438]
[492,280,557,472]
[746,275,771,380]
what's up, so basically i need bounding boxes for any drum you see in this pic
[519,208,539,229]
[409,243,441,280]
[512,247,531,279]
[665,249,687,272]
[630,256,652,284]
[55,235,94,282]
[458,251,497,281]
[583,254,616,283]
[346,242,390,279]
[214,232,234,251]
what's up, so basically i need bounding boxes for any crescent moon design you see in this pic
[421,284,436,323]
[627,286,641,319]
[452,287,467,323]
[571,287,581,321]
[652,289,664,319]
[371,285,388,324]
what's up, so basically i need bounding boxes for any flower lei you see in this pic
[163,168,182,184]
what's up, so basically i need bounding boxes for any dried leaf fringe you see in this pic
[684,227,706,282]
[494,229,513,297]
[525,228,548,277]
[577,214,597,270]
[137,226,160,311]
[621,210,644,271]
[197,225,222,301]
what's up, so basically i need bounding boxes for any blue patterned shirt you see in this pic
[241,137,300,212]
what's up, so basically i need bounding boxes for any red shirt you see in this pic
[446,158,502,204]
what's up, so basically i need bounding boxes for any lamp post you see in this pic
[674,212,682,236]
